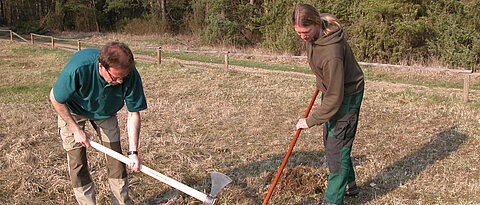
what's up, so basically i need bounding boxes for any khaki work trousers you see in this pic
[58,114,130,205]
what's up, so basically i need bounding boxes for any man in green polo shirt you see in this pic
[49,41,147,205]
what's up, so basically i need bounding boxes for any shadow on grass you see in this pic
[138,146,367,204]
[212,125,465,204]
[138,150,331,204]
[138,126,464,204]
[350,126,467,204]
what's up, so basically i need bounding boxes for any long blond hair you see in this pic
[292,3,341,36]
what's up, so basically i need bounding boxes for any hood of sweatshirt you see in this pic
[311,27,344,46]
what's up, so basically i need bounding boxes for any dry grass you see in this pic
[1,38,480,205]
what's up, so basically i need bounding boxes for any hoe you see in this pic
[90,141,232,205]
[262,89,319,205]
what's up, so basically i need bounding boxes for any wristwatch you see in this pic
[127,151,138,155]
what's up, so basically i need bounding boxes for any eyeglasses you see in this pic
[105,67,121,81]
[100,63,128,83]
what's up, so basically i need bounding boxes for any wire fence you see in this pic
[1,29,477,101]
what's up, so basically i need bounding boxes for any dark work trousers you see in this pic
[323,90,363,204]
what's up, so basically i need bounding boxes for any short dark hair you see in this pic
[98,41,135,72]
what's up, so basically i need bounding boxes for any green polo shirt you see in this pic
[53,48,147,119]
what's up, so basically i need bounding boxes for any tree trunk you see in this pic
[160,0,165,20]
[55,0,64,31]
[91,0,99,32]
[0,0,4,23]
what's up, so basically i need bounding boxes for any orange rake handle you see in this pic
[262,89,319,205]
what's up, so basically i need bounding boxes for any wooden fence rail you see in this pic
[0,29,28,42]
[0,29,477,101]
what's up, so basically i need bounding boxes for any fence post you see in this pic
[463,74,470,102]
[224,51,229,71]
[9,30,13,41]
[51,36,55,49]
[157,47,161,65]
[77,40,81,51]
[475,56,478,73]
[31,33,34,44]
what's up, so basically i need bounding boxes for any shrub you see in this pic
[122,18,170,35]
[183,0,208,33]
[202,13,248,46]
[348,0,430,64]
[252,0,302,54]
[425,0,480,69]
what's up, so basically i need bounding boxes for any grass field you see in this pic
[1,38,480,205]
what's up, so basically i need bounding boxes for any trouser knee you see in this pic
[104,141,127,179]
[67,147,93,188]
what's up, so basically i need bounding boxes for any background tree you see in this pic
[1,0,479,69]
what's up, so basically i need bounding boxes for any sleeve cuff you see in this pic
[306,117,317,128]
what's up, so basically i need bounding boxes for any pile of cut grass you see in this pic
[1,39,479,204]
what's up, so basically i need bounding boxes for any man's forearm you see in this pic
[49,88,80,132]
[127,111,141,152]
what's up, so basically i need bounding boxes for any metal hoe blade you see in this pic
[204,172,232,205]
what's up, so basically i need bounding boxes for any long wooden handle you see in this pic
[89,141,214,204]
[262,89,319,205]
